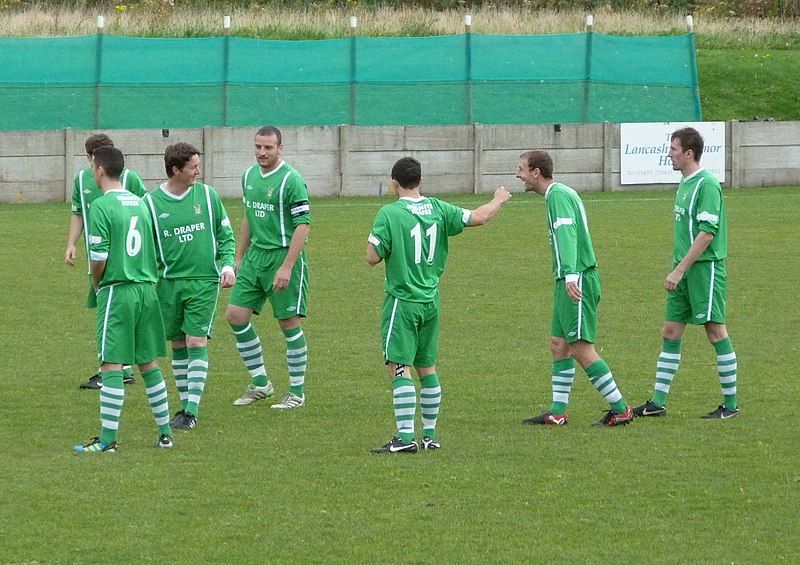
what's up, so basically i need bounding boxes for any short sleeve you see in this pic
[439,199,470,237]
[287,173,311,226]
[88,204,110,262]
[124,170,148,197]
[695,179,722,236]
[368,208,391,258]
[70,172,82,215]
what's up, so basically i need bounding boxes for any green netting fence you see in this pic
[0,33,700,130]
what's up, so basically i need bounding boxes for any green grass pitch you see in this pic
[1,188,798,562]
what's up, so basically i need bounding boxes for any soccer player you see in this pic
[367,157,511,453]
[65,133,148,390]
[73,146,172,453]
[225,126,311,409]
[633,127,739,419]
[143,143,236,430]
[517,150,633,427]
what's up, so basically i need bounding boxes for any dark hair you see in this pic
[85,133,114,156]
[255,125,282,145]
[93,146,125,180]
[671,127,704,161]
[519,150,554,179]
[164,142,200,178]
[391,157,422,189]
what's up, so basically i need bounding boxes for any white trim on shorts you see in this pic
[706,260,715,322]
[296,256,306,314]
[384,297,399,359]
[100,284,116,362]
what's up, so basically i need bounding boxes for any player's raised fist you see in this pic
[494,186,511,204]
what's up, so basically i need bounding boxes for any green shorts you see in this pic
[665,259,727,325]
[96,282,166,365]
[381,294,440,367]
[156,278,221,341]
[228,246,308,320]
[551,267,600,344]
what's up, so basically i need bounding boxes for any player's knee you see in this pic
[705,323,728,343]
[226,306,249,326]
[549,336,569,358]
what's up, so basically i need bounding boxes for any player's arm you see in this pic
[90,259,107,290]
[274,224,309,291]
[213,192,237,287]
[467,186,511,227]
[125,170,148,197]
[274,178,311,291]
[65,214,83,266]
[665,182,722,291]
[65,178,84,265]
[367,209,390,266]
[87,207,109,292]
[665,232,714,292]
[366,239,382,265]
[235,217,251,272]
[549,193,581,301]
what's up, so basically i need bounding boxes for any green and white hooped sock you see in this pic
[652,338,681,408]
[283,326,307,397]
[142,367,171,437]
[185,346,208,417]
[122,365,134,379]
[586,359,627,413]
[99,371,124,445]
[232,323,269,388]
[392,366,416,443]
[171,347,189,410]
[420,374,441,440]
[549,357,575,415]
[714,337,738,410]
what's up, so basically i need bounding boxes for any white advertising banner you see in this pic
[620,122,726,185]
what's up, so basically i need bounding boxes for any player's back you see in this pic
[377,196,468,302]
[91,189,158,288]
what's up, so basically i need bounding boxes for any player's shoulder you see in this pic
[283,162,307,184]
[698,169,722,189]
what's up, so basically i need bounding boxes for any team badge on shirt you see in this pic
[267,188,274,198]
[194,204,201,215]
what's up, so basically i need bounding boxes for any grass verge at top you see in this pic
[0,4,798,49]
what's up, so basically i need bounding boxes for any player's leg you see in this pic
[134,283,171,446]
[415,300,441,448]
[176,279,220,425]
[568,269,631,426]
[634,275,691,417]
[157,278,189,419]
[75,285,134,452]
[523,282,574,425]
[698,260,738,418]
[271,317,307,409]
[269,250,309,409]
[79,282,104,390]
[227,250,272,404]
[372,297,419,454]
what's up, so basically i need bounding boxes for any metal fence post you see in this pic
[349,16,358,126]
[465,14,473,125]
[222,15,231,127]
[685,15,702,120]
[582,14,593,124]
[93,15,105,129]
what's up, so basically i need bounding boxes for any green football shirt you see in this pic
[88,188,158,289]
[369,196,471,302]
[673,168,727,263]
[71,167,147,269]
[144,183,235,280]
[241,161,311,251]
[544,182,597,280]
